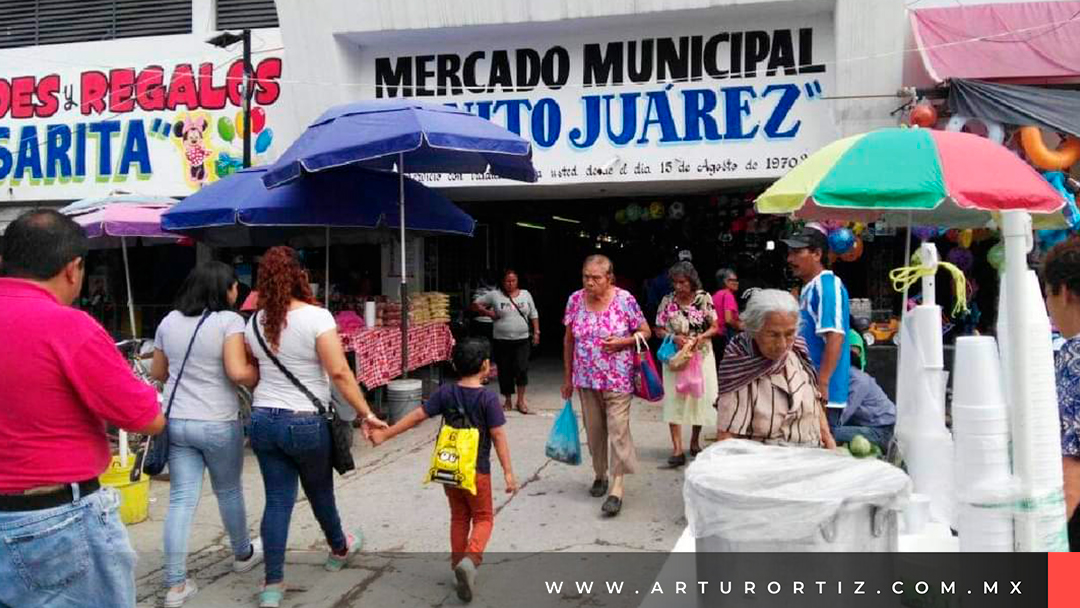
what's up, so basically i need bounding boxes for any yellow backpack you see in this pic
[425,394,480,495]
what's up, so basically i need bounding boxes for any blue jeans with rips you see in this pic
[163,418,252,588]
[250,407,346,585]
[0,487,137,608]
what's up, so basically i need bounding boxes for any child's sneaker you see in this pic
[454,558,478,603]
[325,530,362,572]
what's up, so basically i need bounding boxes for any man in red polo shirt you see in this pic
[0,209,165,608]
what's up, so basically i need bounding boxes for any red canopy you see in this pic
[911,1,1080,83]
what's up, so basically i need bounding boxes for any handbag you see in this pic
[666,339,698,372]
[250,314,356,475]
[425,389,481,494]
[632,334,664,402]
[138,310,211,480]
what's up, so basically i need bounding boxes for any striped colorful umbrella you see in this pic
[756,128,1067,228]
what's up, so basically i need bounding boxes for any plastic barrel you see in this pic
[387,379,423,424]
[98,456,150,525]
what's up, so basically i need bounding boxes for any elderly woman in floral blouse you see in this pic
[561,255,651,518]
[654,261,720,468]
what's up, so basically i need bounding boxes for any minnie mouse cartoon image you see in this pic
[176,115,210,183]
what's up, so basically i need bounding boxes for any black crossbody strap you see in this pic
[165,310,212,419]
[250,313,328,417]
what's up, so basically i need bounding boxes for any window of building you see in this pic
[0,0,193,49]
[216,0,279,30]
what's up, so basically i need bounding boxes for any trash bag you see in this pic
[657,334,677,364]
[675,351,704,398]
[545,400,582,465]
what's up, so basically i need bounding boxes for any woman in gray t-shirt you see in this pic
[470,269,539,413]
[149,262,263,605]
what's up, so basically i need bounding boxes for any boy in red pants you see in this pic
[370,337,517,602]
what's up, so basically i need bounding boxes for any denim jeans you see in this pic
[250,408,346,585]
[0,487,136,608]
[163,418,252,588]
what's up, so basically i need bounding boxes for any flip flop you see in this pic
[601,495,623,517]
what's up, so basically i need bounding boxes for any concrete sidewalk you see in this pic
[132,359,706,607]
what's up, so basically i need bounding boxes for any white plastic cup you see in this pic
[952,336,1007,407]
[364,301,377,328]
[952,404,1010,437]
[902,494,931,535]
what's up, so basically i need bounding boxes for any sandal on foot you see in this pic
[589,479,609,497]
[689,446,702,458]
[664,454,687,468]
[601,495,623,517]
[516,403,532,415]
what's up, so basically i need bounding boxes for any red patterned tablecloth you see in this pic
[340,322,454,389]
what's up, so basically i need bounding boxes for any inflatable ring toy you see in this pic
[1019,126,1080,171]
[945,115,1004,145]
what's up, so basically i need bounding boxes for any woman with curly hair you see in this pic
[244,246,387,608]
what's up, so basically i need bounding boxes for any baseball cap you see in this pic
[781,227,828,251]
[677,249,693,262]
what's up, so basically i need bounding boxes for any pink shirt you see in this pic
[0,279,159,492]
[562,288,646,393]
[712,289,739,337]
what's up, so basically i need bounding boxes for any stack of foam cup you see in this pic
[951,336,1015,552]
[997,271,1070,551]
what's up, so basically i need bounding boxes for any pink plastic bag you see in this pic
[675,351,704,398]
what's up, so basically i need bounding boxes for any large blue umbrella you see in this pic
[262,99,535,373]
[163,166,475,302]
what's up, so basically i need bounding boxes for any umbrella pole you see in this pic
[120,236,135,468]
[325,226,331,307]
[399,153,409,379]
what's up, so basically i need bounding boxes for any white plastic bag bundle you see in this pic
[684,440,911,542]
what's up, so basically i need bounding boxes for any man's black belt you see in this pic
[0,479,101,512]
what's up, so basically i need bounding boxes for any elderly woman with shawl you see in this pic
[715,289,836,448]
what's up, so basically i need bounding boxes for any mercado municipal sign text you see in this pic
[371,24,838,184]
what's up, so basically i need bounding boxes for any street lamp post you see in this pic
[207,29,252,168]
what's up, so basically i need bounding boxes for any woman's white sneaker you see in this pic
[233,538,264,573]
[164,579,198,607]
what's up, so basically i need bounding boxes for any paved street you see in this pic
[132,359,701,607]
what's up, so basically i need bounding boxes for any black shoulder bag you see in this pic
[251,314,356,475]
[138,310,211,479]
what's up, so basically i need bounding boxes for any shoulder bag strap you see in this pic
[511,293,533,333]
[250,313,328,416]
[165,310,212,419]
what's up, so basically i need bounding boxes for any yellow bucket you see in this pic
[98,456,150,525]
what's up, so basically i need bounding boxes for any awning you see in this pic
[947,79,1080,140]
[911,2,1080,83]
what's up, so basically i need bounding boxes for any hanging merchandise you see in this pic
[909,103,938,129]
[828,227,856,254]
[851,222,866,236]
[614,209,629,224]
[1020,127,1080,171]
[1042,171,1080,230]
[987,242,1006,272]
[912,226,938,242]
[958,229,974,249]
[945,115,1005,145]
[840,237,864,263]
[944,229,960,243]
[669,201,686,220]
[626,204,642,222]
[649,201,666,220]
[945,247,974,272]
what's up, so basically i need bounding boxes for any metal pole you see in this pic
[242,29,252,168]
[120,235,135,468]
[325,226,331,307]
[400,153,409,378]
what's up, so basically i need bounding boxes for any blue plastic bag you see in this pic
[657,334,677,364]
[545,400,582,465]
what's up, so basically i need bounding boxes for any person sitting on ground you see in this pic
[830,342,895,452]
[370,337,517,603]
[716,289,836,448]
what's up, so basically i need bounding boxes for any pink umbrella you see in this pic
[72,203,178,239]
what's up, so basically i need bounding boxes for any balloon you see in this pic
[648,201,665,220]
[217,116,235,142]
[255,128,273,154]
[828,228,856,254]
[946,247,974,272]
[625,204,642,222]
[234,111,245,137]
[840,237,864,262]
[614,210,628,224]
[851,222,866,236]
[959,229,973,249]
[987,242,1005,271]
[251,106,267,134]
[821,220,845,232]
[912,226,937,241]
[668,201,685,220]
[945,229,960,243]
[909,103,938,128]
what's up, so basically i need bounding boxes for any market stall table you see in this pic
[340,322,454,389]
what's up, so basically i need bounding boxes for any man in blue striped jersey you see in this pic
[783,226,851,427]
